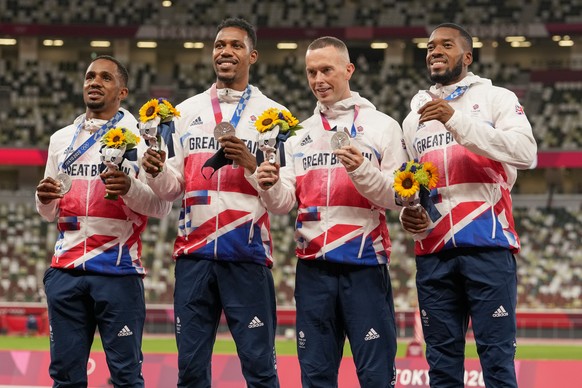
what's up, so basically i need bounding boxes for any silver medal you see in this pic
[214,122,236,139]
[56,172,72,195]
[410,91,433,112]
[330,131,351,150]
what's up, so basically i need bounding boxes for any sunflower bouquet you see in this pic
[100,127,141,200]
[255,108,302,164]
[100,127,141,150]
[139,98,180,125]
[255,108,302,135]
[138,98,180,151]
[393,159,439,208]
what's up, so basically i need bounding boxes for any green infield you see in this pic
[1,336,581,360]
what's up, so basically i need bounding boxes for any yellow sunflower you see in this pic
[162,100,180,117]
[423,161,439,189]
[255,108,280,133]
[102,127,126,148]
[281,110,299,127]
[139,99,160,122]
[394,170,420,198]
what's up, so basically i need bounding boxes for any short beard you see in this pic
[216,74,235,85]
[429,59,463,85]
[85,101,105,111]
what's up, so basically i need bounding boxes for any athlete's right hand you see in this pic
[257,161,280,190]
[418,98,455,125]
[36,177,63,204]
[142,148,166,177]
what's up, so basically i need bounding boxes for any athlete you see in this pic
[255,36,407,388]
[400,23,537,387]
[36,55,171,387]
[141,18,283,388]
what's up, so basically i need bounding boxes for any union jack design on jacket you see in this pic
[254,93,408,266]
[36,108,172,275]
[402,74,537,256]
[146,85,287,267]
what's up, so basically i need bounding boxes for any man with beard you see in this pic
[36,55,171,387]
[400,23,537,387]
[141,18,284,387]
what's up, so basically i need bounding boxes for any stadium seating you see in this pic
[1,0,581,26]
[514,206,582,309]
[0,57,575,149]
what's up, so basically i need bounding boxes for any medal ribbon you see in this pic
[59,110,124,173]
[60,121,84,171]
[210,83,252,127]
[443,85,468,101]
[319,104,360,138]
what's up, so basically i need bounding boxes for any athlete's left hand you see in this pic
[219,135,256,173]
[257,160,280,190]
[335,144,364,172]
[100,169,131,197]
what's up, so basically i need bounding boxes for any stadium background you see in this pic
[0,0,581,386]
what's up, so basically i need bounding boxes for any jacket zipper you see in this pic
[323,160,332,260]
[214,169,221,258]
[443,146,456,247]
[83,175,91,270]
[490,185,497,239]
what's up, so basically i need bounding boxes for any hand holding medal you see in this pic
[410,90,434,113]
[55,172,72,195]
[201,84,253,179]
[331,127,367,172]
[214,122,238,168]
[52,115,100,196]
[330,129,351,150]
[36,175,68,205]
[214,121,236,139]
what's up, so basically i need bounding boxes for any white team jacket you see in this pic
[402,73,537,255]
[36,108,172,275]
[253,92,408,265]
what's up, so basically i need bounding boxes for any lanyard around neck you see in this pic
[59,110,124,172]
[210,83,252,127]
[319,104,360,137]
[443,85,468,101]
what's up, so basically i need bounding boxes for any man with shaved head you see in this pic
[256,36,407,387]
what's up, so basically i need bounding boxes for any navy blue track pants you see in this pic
[43,267,145,388]
[295,259,397,388]
[416,247,518,388]
[173,258,279,388]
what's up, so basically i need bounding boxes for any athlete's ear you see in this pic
[118,87,129,101]
[249,49,258,65]
[345,62,355,81]
[464,51,473,67]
